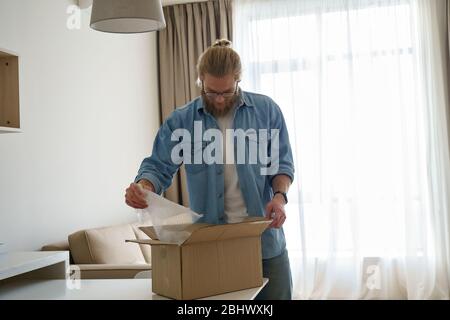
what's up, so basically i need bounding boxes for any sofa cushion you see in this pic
[68,224,146,264]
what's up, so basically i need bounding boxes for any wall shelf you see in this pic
[0,47,20,133]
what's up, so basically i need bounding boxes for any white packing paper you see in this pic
[135,185,203,245]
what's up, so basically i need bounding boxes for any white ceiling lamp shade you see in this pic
[90,0,166,34]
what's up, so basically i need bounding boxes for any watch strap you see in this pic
[273,191,288,204]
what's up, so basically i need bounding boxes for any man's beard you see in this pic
[202,94,239,118]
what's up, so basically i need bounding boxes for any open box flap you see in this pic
[125,239,177,246]
[138,226,159,240]
[139,223,210,241]
[137,217,271,246]
[183,217,271,245]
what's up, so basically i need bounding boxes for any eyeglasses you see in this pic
[202,81,240,100]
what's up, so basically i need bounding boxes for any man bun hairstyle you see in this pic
[212,39,232,48]
[197,39,242,83]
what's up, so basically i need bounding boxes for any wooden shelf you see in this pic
[0,47,20,132]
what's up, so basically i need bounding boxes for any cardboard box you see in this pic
[127,217,271,300]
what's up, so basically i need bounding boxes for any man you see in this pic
[125,39,295,300]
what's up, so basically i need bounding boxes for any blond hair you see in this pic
[197,39,242,84]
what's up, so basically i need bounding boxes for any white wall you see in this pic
[0,0,160,251]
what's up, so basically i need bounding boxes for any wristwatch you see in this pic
[274,191,288,204]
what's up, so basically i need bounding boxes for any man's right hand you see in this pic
[125,180,155,209]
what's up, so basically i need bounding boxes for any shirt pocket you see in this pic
[246,132,272,179]
[185,141,208,174]
[245,130,270,163]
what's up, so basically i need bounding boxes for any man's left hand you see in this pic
[265,194,287,229]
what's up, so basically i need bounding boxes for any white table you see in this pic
[0,251,69,281]
[0,278,268,300]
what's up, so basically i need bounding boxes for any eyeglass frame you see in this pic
[201,80,240,100]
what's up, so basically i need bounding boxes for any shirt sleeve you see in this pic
[268,100,295,186]
[134,112,183,195]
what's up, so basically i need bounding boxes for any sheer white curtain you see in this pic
[234,0,450,299]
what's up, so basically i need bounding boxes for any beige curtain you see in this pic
[447,0,450,148]
[157,0,233,205]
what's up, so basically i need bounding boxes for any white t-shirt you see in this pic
[215,105,248,223]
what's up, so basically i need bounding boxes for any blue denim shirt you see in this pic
[135,91,295,259]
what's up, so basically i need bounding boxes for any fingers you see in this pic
[269,215,278,228]
[126,198,147,209]
[125,183,148,209]
[275,214,286,228]
[270,213,285,228]
[267,205,286,229]
[131,183,145,197]
[126,194,147,208]
[265,202,274,219]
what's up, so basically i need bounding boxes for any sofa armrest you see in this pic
[41,241,74,264]
[73,264,152,279]
[41,241,70,251]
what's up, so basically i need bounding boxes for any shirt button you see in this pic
[218,193,223,198]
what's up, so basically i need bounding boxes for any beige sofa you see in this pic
[42,223,152,279]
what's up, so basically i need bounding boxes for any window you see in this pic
[235,0,431,257]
